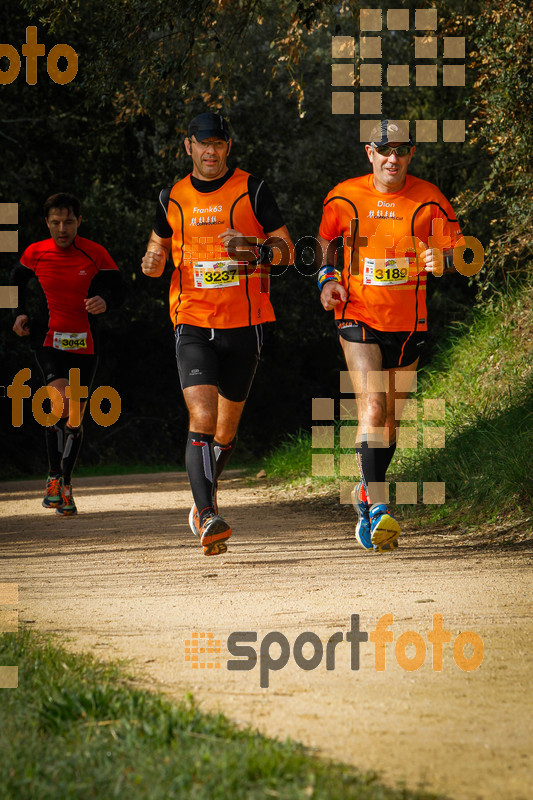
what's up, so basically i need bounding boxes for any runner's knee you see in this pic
[215,424,238,444]
[188,409,217,434]
[362,396,387,427]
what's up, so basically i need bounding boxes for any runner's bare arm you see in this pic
[142,232,172,277]
[316,233,347,311]
[264,225,294,266]
[219,225,294,266]
[316,233,340,268]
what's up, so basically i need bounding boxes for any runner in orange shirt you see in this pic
[317,120,464,552]
[142,112,293,556]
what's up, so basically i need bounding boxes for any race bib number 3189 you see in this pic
[364,258,409,286]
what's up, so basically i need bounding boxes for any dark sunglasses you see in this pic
[373,144,412,157]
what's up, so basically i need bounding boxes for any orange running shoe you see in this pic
[200,512,231,555]
[189,504,201,538]
[56,481,77,516]
[42,476,62,509]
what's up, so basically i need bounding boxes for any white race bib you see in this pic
[52,332,88,350]
[363,258,409,286]
[193,260,243,289]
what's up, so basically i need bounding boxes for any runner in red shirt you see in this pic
[317,120,464,552]
[142,112,293,556]
[11,193,126,515]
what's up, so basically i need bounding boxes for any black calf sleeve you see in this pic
[45,417,66,477]
[356,438,396,505]
[213,437,237,478]
[186,432,217,524]
[356,440,382,493]
[62,425,83,484]
[377,440,397,476]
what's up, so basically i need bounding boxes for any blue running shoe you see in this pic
[369,504,400,552]
[351,482,372,550]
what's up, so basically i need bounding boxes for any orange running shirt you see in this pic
[163,168,276,329]
[318,173,464,332]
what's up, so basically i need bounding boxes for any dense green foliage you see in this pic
[1,0,530,477]
[0,629,441,799]
[465,3,533,282]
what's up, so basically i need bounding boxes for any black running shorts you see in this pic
[34,346,99,390]
[336,320,426,369]
[175,324,263,402]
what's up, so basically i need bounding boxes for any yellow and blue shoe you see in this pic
[42,476,62,508]
[351,482,372,550]
[369,504,400,552]
[56,481,77,516]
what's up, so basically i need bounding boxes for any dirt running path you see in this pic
[1,472,532,799]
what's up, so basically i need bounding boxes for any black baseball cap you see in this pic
[368,119,413,146]
[188,112,231,143]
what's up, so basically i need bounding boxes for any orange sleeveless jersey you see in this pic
[166,168,275,328]
[318,173,464,332]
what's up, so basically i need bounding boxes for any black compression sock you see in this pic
[45,417,66,477]
[186,432,217,524]
[356,438,388,505]
[62,425,83,484]
[213,437,237,478]
[377,440,397,476]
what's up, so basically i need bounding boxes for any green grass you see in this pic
[260,430,312,481]
[0,630,441,800]
[261,280,533,524]
[393,281,532,522]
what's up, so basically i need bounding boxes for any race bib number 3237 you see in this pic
[193,260,243,289]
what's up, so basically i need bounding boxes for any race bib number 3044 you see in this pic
[193,260,244,289]
[53,331,88,350]
[364,258,409,286]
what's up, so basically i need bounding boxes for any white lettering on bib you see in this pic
[363,258,409,286]
[52,332,88,350]
[193,260,243,289]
